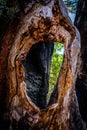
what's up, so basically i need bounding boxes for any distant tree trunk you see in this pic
[0,0,86,130]
[75,0,87,126]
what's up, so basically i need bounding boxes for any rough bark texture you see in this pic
[0,0,85,130]
[75,0,87,126]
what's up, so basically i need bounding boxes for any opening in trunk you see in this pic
[22,41,64,109]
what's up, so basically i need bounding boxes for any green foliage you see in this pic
[0,0,14,17]
[0,0,7,5]
[48,42,64,100]
[0,0,6,15]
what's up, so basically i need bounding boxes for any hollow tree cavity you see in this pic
[0,0,85,130]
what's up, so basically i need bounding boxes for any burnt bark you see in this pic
[0,0,86,130]
[22,41,54,109]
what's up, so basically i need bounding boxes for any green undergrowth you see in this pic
[47,42,64,101]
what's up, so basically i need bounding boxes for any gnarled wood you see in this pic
[0,0,85,130]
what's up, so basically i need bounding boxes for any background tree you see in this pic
[75,0,87,125]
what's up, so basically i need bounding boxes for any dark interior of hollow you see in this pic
[22,40,87,123]
[22,41,58,109]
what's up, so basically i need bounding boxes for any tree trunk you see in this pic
[0,0,86,130]
[75,0,87,126]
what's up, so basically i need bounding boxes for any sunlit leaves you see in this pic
[48,42,64,100]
